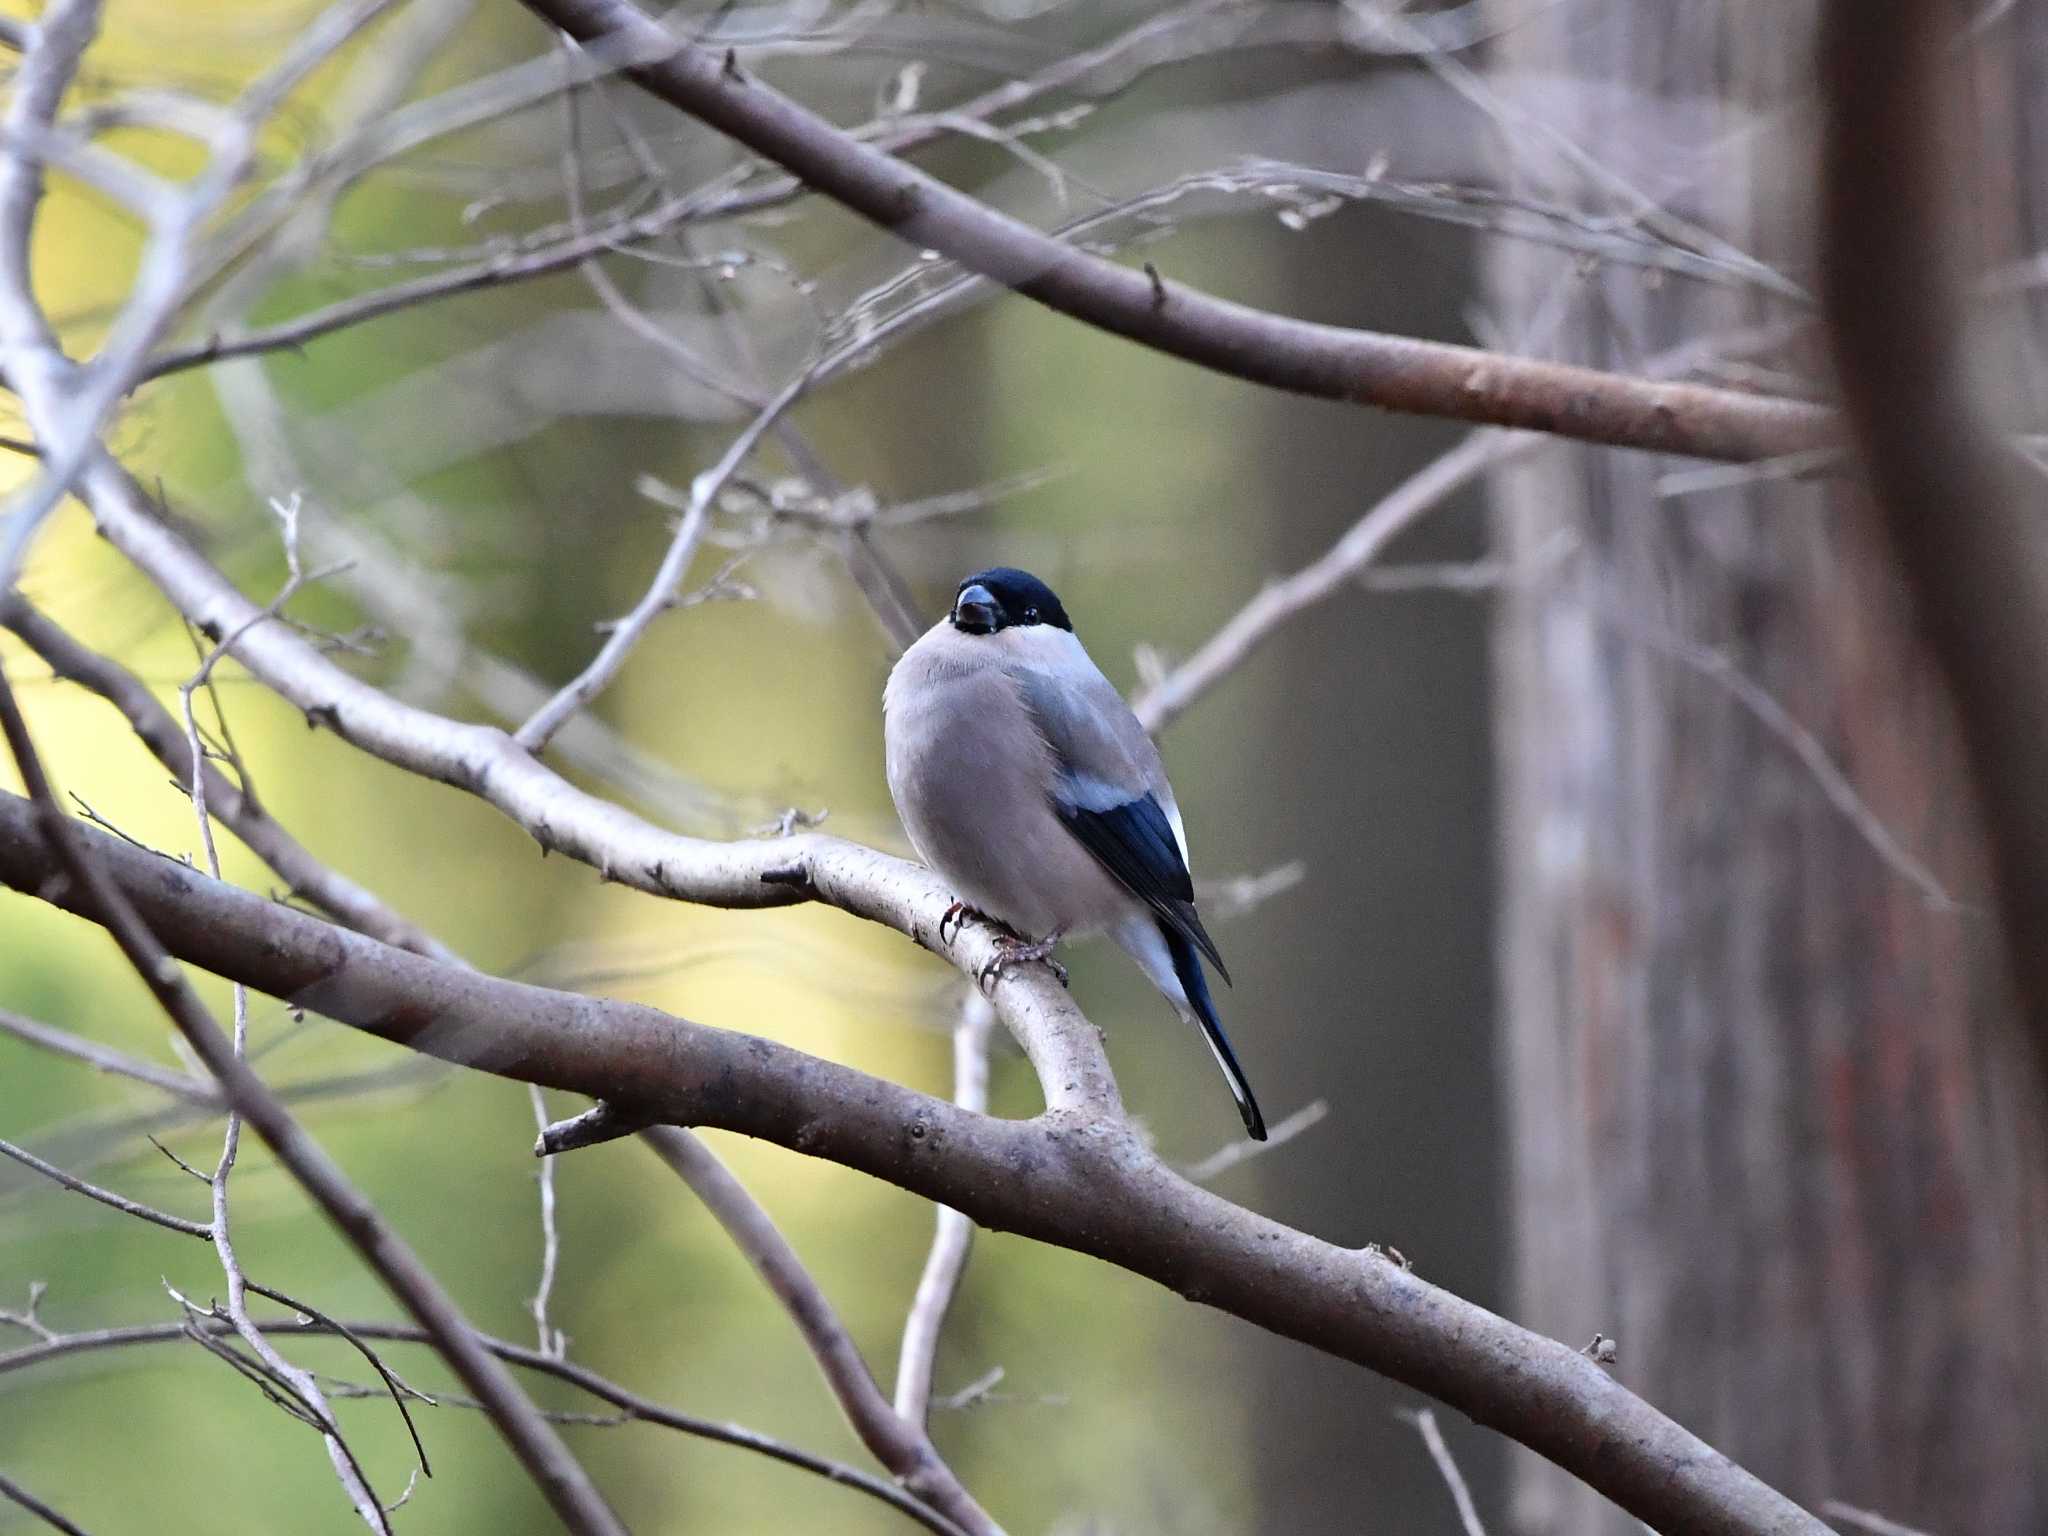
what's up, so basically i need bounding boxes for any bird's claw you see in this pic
[938,901,973,947]
[977,931,1068,994]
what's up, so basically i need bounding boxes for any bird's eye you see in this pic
[1023,607,1039,622]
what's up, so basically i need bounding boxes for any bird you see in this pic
[883,566,1266,1140]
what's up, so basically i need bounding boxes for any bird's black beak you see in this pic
[951,583,1000,634]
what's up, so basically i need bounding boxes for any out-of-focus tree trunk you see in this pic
[1486,5,2048,1532]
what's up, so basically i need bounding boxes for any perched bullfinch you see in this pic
[884,567,1265,1140]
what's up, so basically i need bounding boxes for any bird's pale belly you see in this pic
[887,707,1133,940]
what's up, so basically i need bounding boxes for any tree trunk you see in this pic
[1486,6,2048,1532]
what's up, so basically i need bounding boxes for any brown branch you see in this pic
[0,787,1831,1536]
[0,674,627,1536]
[513,0,1832,463]
[637,1127,999,1534]
[1818,0,2048,1066]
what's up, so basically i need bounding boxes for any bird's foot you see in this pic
[977,930,1068,993]
[938,900,975,947]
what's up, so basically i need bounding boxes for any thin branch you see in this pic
[893,991,994,1427]
[1818,1501,1937,1536]
[0,0,99,575]
[0,668,627,1536]
[242,1280,433,1478]
[1600,605,1957,912]
[1132,320,1815,735]
[0,1005,216,1102]
[517,0,1830,463]
[512,366,815,751]
[0,1469,93,1536]
[0,787,1833,1536]
[1135,427,1526,733]
[0,1137,212,1238]
[155,488,393,1534]
[636,1125,1001,1535]
[1178,1098,1329,1183]
[526,1085,568,1358]
[1398,1407,1488,1536]
[0,1317,971,1536]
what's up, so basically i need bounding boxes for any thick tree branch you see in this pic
[1818,0,2048,1063]
[0,790,1830,1536]
[512,0,1831,463]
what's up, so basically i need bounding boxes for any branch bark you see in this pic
[512,0,1831,464]
[0,786,1830,1536]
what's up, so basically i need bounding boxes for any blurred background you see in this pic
[2,1,2045,1533]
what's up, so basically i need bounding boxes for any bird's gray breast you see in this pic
[884,635,1132,936]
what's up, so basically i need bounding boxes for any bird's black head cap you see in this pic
[950,567,1072,635]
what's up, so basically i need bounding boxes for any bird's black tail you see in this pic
[1161,921,1266,1141]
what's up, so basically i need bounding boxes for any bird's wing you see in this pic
[1012,662,1230,983]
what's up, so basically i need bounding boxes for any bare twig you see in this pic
[0,1006,215,1102]
[0,0,102,586]
[1178,1099,1329,1183]
[636,1125,1001,1534]
[526,1084,568,1358]
[1818,1500,1937,1536]
[0,1284,55,1342]
[1135,428,1525,733]
[132,1,1489,388]
[3,1125,429,1484]
[513,367,814,751]
[1600,606,1957,912]
[165,490,393,1533]
[0,0,405,589]
[0,1469,93,1536]
[1134,320,1819,735]
[1397,1407,1488,1536]
[0,1137,211,1238]
[894,991,994,1427]
[0,1316,972,1536]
